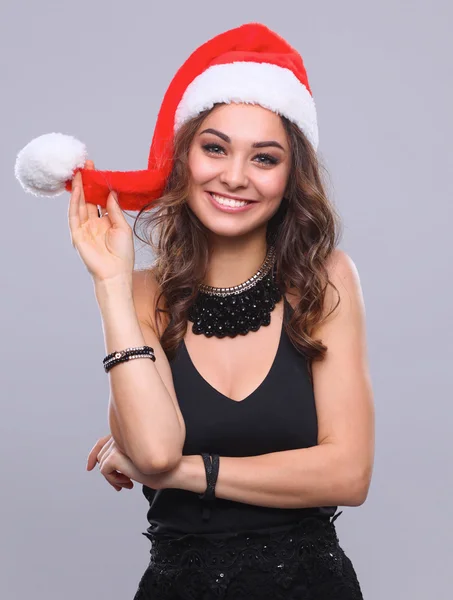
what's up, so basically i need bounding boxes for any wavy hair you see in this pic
[132,104,343,376]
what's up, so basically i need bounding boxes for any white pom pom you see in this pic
[14,132,87,197]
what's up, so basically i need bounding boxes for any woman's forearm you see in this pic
[173,445,371,508]
[94,275,184,474]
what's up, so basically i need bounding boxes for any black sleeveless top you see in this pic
[142,295,337,535]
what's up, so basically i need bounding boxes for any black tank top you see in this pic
[142,295,337,534]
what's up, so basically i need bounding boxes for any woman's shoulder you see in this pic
[319,248,361,322]
[132,267,168,339]
[285,248,356,310]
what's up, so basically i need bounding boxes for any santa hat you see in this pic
[14,22,318,211]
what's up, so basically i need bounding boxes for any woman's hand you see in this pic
[86,434,184,491]
[68,160,135,284]
[86,434,134,491]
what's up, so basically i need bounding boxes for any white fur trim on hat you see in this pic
[15,132,87,196]
[174,61,319,150]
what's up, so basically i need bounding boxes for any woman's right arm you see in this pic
[97,269,186,475]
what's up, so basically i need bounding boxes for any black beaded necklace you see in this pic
[187,245,282,338]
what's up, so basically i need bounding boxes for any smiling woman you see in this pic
[184,103,292,236]
[16,21,371,600]
[124,24,371,600]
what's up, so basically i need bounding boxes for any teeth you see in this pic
[211,193,250,208]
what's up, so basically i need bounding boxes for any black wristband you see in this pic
[198,453,219,521]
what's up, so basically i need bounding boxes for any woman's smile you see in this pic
[206,191,258,213]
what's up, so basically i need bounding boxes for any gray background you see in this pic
[1,0,452,598]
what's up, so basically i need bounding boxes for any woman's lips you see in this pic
[206,191,256,213]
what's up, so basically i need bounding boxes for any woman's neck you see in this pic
[203,234,269,288]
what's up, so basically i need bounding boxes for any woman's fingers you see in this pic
[68,160,94,242]
[99,454,134,492]
[86,433,134,492]
[83,159,109,220]
[109,472,134,492]
[99,469,132,492]
[77,169,89,225]
[97,436,114,467]
[86,434,112,471]
[68,172,82,241]
[84,160,99,220]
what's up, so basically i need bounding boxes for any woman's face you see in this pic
[187,103,291,240]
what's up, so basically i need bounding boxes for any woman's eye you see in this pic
[202,143,225,154]
[255,153,278,166]
[201,144,279,166]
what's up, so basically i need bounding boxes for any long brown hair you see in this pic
[132,104,342,373]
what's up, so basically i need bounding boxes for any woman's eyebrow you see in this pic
[199,128,286,151]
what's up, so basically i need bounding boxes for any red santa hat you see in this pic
[14,22,318,211]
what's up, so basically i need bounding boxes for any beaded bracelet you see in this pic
[103,345,155,373]
[103,345,155,365]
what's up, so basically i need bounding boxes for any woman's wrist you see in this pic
[93,274,147,359]
[171,455,206,494]
[94,275,136,325]
[93,273,133,301]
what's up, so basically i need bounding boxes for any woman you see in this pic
[18,22,374,600]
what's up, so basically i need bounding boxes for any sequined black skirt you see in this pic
[133,513,363,599]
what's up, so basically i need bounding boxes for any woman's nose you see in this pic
[219,157,249,189]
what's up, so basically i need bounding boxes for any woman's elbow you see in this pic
[343,466,372,506]
[140,445,184,475]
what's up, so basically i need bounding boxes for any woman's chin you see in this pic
[204,223,251,239]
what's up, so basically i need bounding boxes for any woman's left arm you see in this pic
[151,250,375,508]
